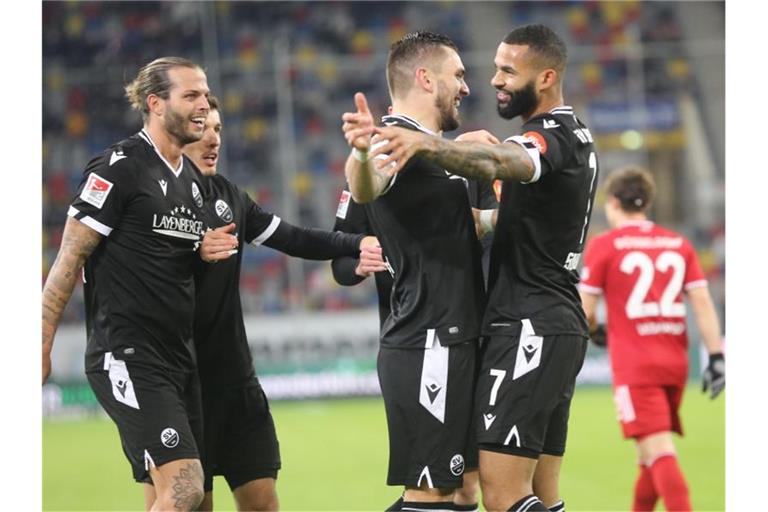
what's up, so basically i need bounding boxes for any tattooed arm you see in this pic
[371,126,535,183]
[42,217,102,383]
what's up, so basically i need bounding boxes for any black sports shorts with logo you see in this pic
[474,320,587,458]
[378,333,477,489]
[86,351,204,482]
[201,376,281,492]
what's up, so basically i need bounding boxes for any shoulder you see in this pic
[84,134,147,179]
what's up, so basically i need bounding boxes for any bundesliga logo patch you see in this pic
[80,173,114,209]
[192,182,203,208]
[336,190,351,219]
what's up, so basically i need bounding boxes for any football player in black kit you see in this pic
[166,95,373,512]
[341,32,486,511]
[372,25,599,512]
[331,176,497,512]
[42,57,213,511]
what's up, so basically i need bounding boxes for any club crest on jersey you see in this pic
[160,428,179,448]
[450,454,465,476]
[80,172,114,209]
[191,182,203,208]
[523,131,548,154]
[215,199,234,223]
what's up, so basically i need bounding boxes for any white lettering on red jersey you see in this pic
[579,220,707,385]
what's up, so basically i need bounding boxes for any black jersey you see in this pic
[70,130,209,374]
[361,114,486,349]
[332,176,497,327]
[194,174,364,388]
[484,105,599,337]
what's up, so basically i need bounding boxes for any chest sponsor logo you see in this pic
[152,205,205,240]
[80,172,114,209]
[191,182,203,208]
[522,131,548,154]
[336,190,351,219]
[160,427,179,448]
[158,179,168,196]
[215,199,234,223]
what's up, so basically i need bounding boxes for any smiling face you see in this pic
[491,43,540,120]
[160,66,210,145]
[184,108,221,176]
[433,47,470,132]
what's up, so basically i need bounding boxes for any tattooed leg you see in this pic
[149,458,204,511]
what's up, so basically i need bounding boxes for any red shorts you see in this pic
[612,384,684,439]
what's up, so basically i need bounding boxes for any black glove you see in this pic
[588,324,607,347]
[702,352,725,399]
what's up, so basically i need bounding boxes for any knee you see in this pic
[482,491,506,512]
[236,490,279,511]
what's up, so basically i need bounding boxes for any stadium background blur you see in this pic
[40,1,725,510]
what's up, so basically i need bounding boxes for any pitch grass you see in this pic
[43,385,724,511]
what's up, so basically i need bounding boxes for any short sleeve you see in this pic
[504,116,571,183]
[579,234,611,295]
[243,190,280,245]
[67,152,134,236]
[333,186,372,235]
[682,239,708,291]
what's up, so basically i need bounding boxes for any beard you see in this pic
[435,81,460,132]
[165,106,203,145]
[497,79,538,120]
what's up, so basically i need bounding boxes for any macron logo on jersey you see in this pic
[80,173,114,209]
[543,119,560,129]
[109,150,127,166]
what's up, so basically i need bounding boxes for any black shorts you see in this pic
[378,333,477,489]
[201,376,281,492]
[86,352,204,483]
[474,320,587,458]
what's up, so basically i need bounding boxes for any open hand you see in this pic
[200,223,239,262]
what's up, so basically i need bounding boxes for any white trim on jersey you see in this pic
[139,130,183,177]
[68,206,113,236]
[382,113,438,136]
[505,135,542,184]
[250,215,281,246]
[549,105,573,114]
[578,283,603,295]
[684,279,709,291]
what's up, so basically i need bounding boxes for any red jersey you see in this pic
[579,220,707,386]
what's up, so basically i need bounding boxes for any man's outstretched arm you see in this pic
[42,217,102,383]
[371,126,535,183]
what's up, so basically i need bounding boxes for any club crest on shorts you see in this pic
[450,454,465,476]
[160,427,179,448]
[215,199,233,223]
[191,182,203,208]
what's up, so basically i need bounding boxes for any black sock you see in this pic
[385,496,404,511]
[452,503,478,511]
[507,494,548,511]
[400,500,455,512]
[548,499,565,512]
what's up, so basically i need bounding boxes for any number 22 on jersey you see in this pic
[620,250,686,319]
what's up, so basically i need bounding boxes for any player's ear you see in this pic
[415,67,435,94]
[537,68,558,92]
[146,94,164,118]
